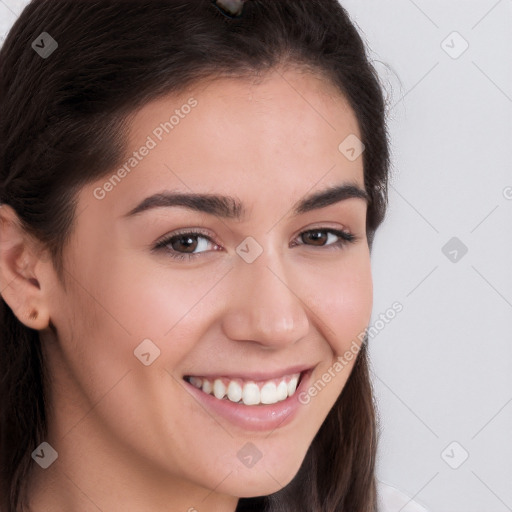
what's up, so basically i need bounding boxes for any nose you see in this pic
[221,249,310,349]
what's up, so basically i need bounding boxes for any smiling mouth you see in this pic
[183,371,306,406]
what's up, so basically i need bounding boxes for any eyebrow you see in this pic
[122,182,369,221]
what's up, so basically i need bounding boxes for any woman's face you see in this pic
[39,67,373,508]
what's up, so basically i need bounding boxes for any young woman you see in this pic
[0,1,411,510]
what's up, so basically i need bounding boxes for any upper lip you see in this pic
[184,363,314,382]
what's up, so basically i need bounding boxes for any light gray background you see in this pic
[1,1,511,511]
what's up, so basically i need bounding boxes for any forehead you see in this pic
[82,67,365,216]
[129,67,359,145]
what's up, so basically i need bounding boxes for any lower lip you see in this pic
[182,370,312,432]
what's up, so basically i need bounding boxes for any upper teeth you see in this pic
[186,374,301,406]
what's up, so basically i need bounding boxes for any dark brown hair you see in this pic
[0,1,389,510]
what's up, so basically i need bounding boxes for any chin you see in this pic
[232,479,288,499]
[226,457,304,498]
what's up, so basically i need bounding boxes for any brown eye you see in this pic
[153,231,217,261]
[153,227,357,263]
[301,230,329,246]
[170,234,200,253]
[295,228,356,249]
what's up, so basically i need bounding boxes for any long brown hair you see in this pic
[0,1,390,510]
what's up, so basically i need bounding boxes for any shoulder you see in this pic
[377,480,430,512]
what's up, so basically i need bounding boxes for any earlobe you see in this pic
[0,204,51,331]
[22,306,50,331]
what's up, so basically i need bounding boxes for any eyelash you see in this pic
[153,227,358,262]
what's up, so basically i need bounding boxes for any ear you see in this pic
[0,204,52,331]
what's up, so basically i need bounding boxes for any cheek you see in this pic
[302,252,373,353]
[68,260,228,378]
[61,240,372,358]
[90,248,373,372]
[100,262,225,341]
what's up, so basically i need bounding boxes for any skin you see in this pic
[0,67,373,512]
